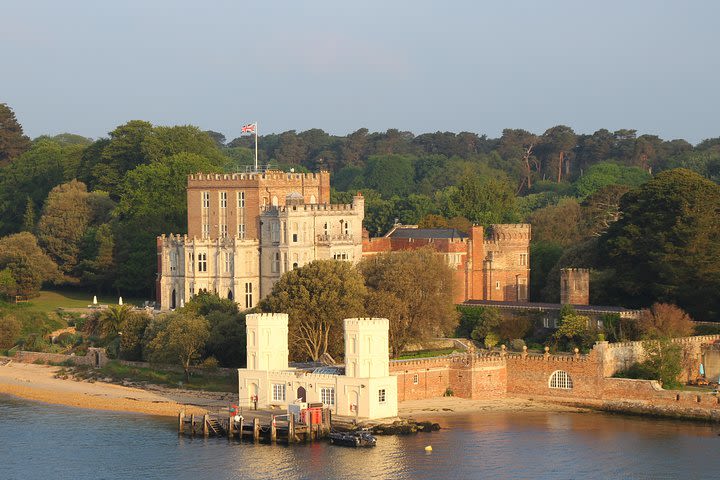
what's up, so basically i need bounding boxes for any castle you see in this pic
[156,171,364,309]
[156,170,530,310]
[238,313,398,419]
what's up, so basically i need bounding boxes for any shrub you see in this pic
[459,306,502,339]
[0,314,22,349]
[509,338,526,351]
[484,332,499,349]
[638,303,693,339]
[200,356,220,371]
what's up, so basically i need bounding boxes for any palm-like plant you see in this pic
[99,304,132,337]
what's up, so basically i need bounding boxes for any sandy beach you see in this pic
[0,361,587,420]
[0,361,230,417]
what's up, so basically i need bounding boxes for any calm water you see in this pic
[1,395,720,480]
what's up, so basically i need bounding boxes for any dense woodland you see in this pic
[1,103,720,322]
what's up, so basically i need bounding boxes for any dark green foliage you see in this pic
[0,314,22,348]
[614,340,684,389]
[0,103,31,166]
[602,169,720,320]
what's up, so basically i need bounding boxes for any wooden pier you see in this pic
[177,408,332,444]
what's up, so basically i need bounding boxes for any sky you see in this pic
[2,0,719,144]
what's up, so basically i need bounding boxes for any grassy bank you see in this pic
[70,361,236,393]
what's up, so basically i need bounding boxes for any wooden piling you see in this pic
[178,410,185,434]
[253,417,260,442]
[239,417,244,442]
[228,415,234,439]
[203,414,209,437]
[308,414,314,441]
[270,415,277,443]
[288,413,295,444]
[190,414,195,437]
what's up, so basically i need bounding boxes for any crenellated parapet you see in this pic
[188,171,329,183]
[484,224,531,244]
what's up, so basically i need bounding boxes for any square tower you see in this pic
[343,318,389,378]
[560,268,590,305]
[245,313,289,371]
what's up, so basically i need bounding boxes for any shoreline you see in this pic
[0,362,587,420]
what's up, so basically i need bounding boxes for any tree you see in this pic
[0,314,22,349]
[0,103,31,166]
[145,311,210,382]
[359,249,458,357]
[205,311,247,367]
[259,260,367,361]
[363,154,415,198]
[642,339,684,389]
[0,232,59,296]
[602,169,720,320]
[99,304,133,337]
[0,267,18,298]
[119,311,150,361]
[36,180,92,277]
[445,175,519,225]
[638,303,694,339]
[554,312,592,349]
[574,162,649,198]
[457,306,502,341]
[580,184,631,237]
[528,198,584,247]
[21,197,35,232]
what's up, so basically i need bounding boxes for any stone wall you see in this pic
[13,348,107,367]
[390,354,506,401]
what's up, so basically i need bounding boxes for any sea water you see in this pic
[1,394,719,480]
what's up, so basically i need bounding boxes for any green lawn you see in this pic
[18,289,147,313]
[397,348,459,359]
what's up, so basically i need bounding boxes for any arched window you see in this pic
[549,370,573,389]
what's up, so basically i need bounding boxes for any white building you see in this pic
[238,313,398,420]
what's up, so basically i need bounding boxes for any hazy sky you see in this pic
[2,0,719,143]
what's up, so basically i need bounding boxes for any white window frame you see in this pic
[202,191,210,209]
[272,383,286,402]
[245,282,253,308]
[320,387,335,406]
[378,389,386,404]
[549,370,573,390]
[520,253,527,266]
[238,191,245,208]
[495,281,501,290]
[220,191,227,208]
[198,253,207,272]
[412,374,419,385]
[224,252,231,273]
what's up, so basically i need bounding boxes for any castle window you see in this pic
[272,252,280,273]
[519,253,527,266]
[224,252,231,273]
[220,224,228,237]
[198,253,207,272]
[169,251,176,272]
[245,282,253,308]
[202,191,210,209]
[189,253,195,271]
[495,281,500,290]
[324,223,329,236]
[344,220,350,235]
[292,233,298,243]
[238,191,245,208]
[238,223,245,239]
[310,194,316,203]
[202,223,209,238]
[378,389,386,404]
[412,374,419,385]
[549,370,573,389]
[272,383,286,402]
[320,387,335,406]
[220,191,227,208]
[272,195,278,207]
[543,317,550,328]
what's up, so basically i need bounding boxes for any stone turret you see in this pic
[245,313,289,371]
[343,318,390,378]
[560,268,590,305]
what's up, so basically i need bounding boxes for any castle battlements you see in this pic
[485,224,531,243]
[344,317,389,328]
[262,202,359,214]
[246,312,289,325]
[188,171,328,182]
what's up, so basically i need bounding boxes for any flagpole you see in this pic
[254,121,258,172]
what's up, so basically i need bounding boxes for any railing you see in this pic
[316,234,354,243]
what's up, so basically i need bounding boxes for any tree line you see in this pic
[1,102,719,320]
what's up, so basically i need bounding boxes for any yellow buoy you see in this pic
[424,445,433,452]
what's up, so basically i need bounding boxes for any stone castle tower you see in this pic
[560,268,590,305]
[245,313,289,371]
[343,318,390,378]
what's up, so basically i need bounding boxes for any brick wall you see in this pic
[390,354,506,401]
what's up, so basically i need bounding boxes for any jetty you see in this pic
[177,407,332,444]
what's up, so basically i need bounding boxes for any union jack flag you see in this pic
[241,123,256,133]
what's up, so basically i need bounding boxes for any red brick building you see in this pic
[362,224,531,304]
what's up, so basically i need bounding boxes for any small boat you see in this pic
[328,430,377,447]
